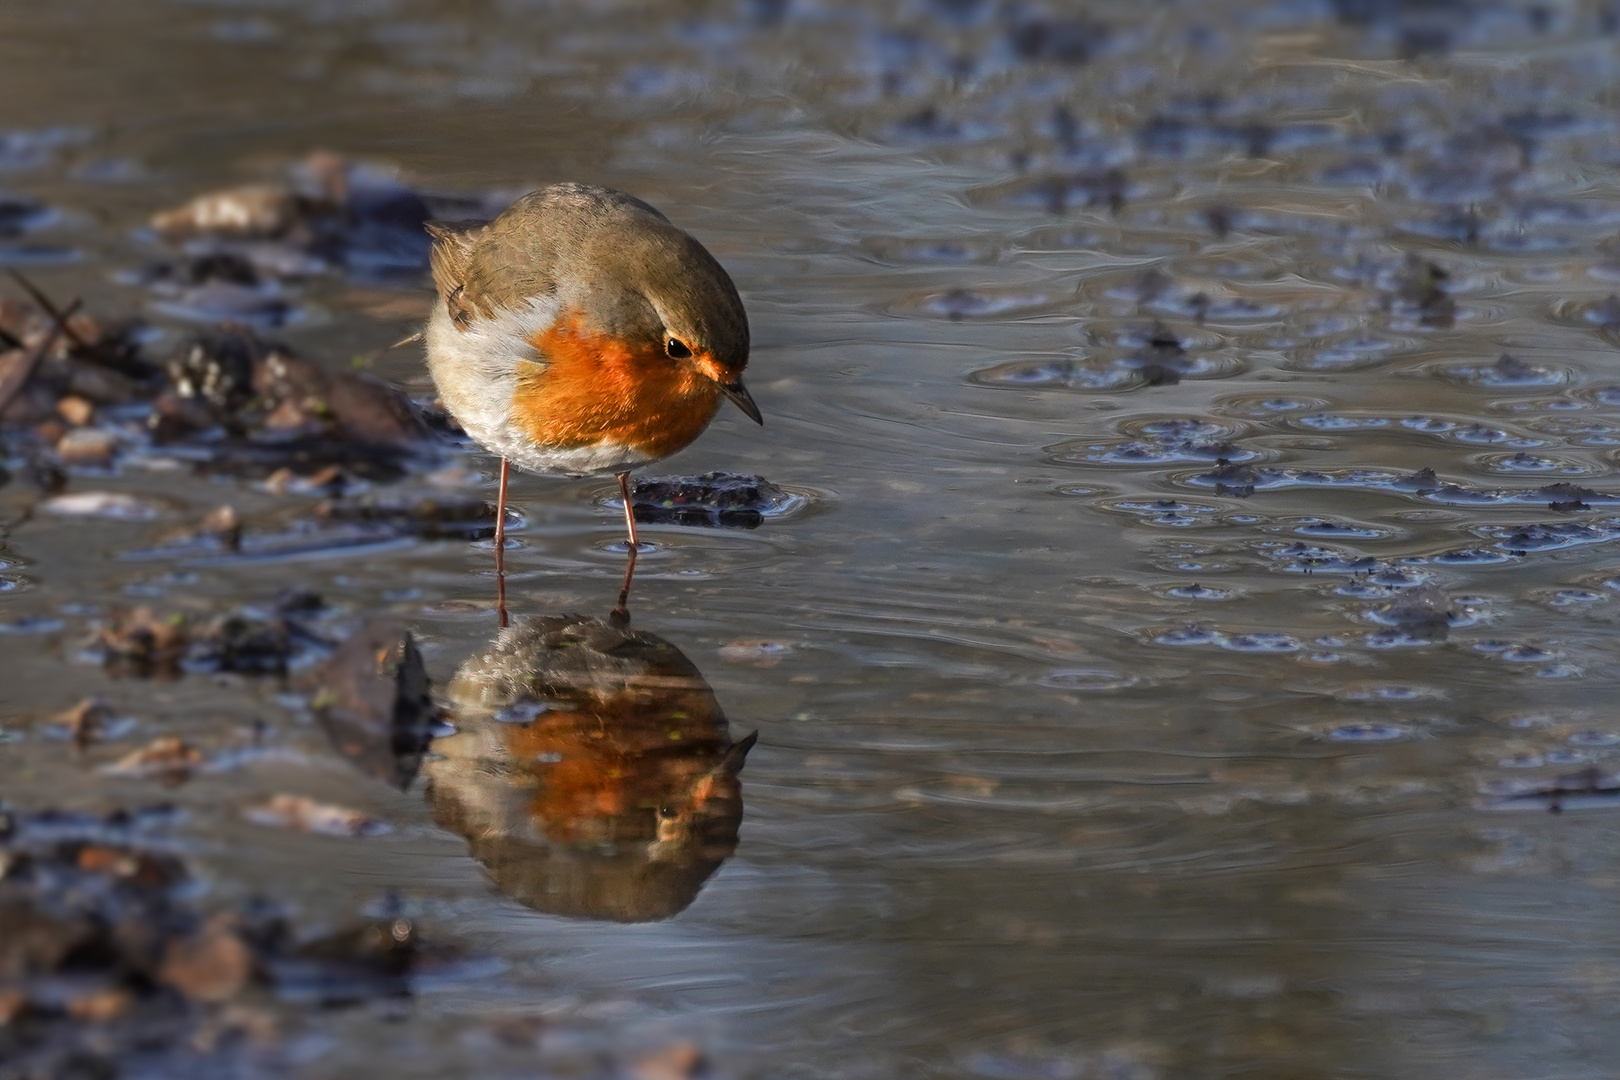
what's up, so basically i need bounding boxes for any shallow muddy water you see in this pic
[5,1,1620,1077]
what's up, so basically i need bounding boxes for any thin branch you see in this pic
[7,270,91,352]
[0,297,81,415]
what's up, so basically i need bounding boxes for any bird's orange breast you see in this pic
[510,311,720,458]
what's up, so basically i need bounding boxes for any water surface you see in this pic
[4,2,1620,1077]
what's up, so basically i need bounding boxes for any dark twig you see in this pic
[7,270,91,352]
[0,296,80,415]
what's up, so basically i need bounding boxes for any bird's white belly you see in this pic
[424,300,658,477]
[502,437,657,477]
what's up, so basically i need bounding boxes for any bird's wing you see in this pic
[426,221,488,329]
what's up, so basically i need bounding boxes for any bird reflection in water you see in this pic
[425,613,757,922]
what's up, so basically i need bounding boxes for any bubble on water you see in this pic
[1484,520,1620,553]
[1289,334,1410,371]
[1439,353,1565,388]
[1327,723,1406,742]
[1165,583,1231,599]
[1497,645,1555,663]
[1525,416,1620,446]
[903,286,1059,320]
[1255,540,1378,574]
[1475,451,1590,475]
[1126,417,1245,441]
[1213,394,1326,417]
[1291,518,1391,540]
[1154,624,1223,646]
[1048,436,1258,466]
[1298,414,1389,431]
[1100,498,1223,528]
[1037,668,1140,691]
[1451,424,1537,446]
[1365,629,1443,649]
[1221,632,1299,653]
[1421,483,1504,506]
[1183,464,1446,498]
[1551,295,1620,335]
[1400,416,1457,434]
[1343,685,1436,702]
[1433,547,1515,565]
[1546,589,1604,606]
[972,357,1139,391]
[1537,664,1584,679]
[1334,567,1434,598]
[1544,749,1591,764]
[1569,730,1620,746]
[861,236,1001,264]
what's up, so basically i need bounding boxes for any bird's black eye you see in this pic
[665,337,692,359]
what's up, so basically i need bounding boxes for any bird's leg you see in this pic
[495,457,510,629]
[612,470,638,624]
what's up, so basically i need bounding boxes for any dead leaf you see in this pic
[244,794,388,837]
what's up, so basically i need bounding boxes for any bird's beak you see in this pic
[719,378,763,425]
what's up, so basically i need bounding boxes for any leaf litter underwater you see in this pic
[6,1,1620,1077]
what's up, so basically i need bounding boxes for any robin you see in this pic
[422,183,761,625]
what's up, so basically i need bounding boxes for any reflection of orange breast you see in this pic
[501,712,718,845]
[511,311,721,457]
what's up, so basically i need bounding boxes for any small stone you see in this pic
[199,504,242,551]
[55,425,118,465]
[55,394,93,426]
[158,916,255,1003]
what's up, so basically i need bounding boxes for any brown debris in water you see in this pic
[93,602,304,677]
[0,803,447,1076]
[96,607,190,676]
[244,795,389,837]
[146,151,501,290]
[151,326,429,454]
[102,736,204,785]
[1127,322,1191,386]
[152,184,307,241]
[1203,457,1259,497]
[0,278,154,430]
[316,492,501,540]
[1388,255,1456,327]
[307,619,437,790]
[1371,584,1458,640]
[58,697,115,752]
